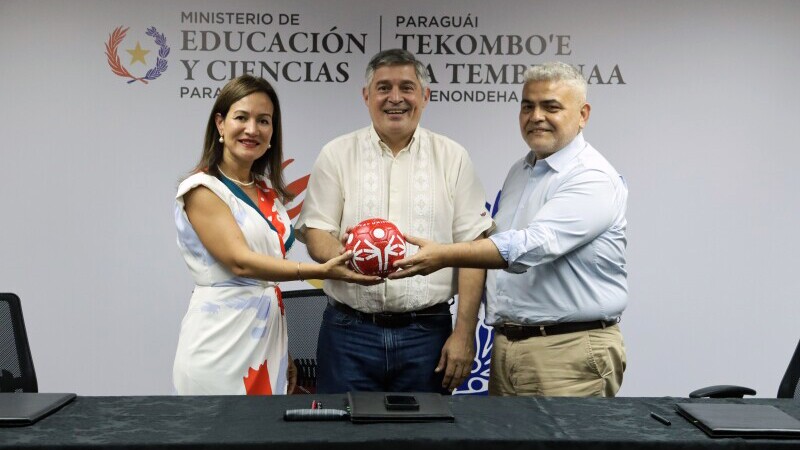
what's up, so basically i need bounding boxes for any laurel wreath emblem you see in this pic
[105,26,170,84]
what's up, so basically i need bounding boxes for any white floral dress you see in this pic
[173,172,294,395]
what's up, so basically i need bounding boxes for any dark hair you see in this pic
[364,48,429,90]
[193,75,293,202]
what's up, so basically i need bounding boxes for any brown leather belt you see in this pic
[495,320,618,341]
[328,299,451,328]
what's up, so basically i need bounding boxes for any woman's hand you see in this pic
[321,251,383,285]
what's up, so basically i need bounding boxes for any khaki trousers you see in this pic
[489,324,626,397]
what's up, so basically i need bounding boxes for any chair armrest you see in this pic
[689,384,757,398]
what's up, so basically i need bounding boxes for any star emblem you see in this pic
[126,41,150,65]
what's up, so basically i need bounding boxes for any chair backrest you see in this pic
[282,288,327,394]
[777,338,800,399]
[0,293,38,392]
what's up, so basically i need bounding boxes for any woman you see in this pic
[173,75,378,395]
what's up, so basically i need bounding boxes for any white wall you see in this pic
[1,0,798,396]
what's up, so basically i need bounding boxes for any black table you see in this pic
[1,395,799,449]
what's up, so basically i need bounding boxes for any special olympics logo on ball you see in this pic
[345,218,406,277]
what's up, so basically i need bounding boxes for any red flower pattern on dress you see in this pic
[243,360,272,395]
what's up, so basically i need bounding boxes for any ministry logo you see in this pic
[105,26,169,84]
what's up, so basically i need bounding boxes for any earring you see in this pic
[219,136,224,144]
[268,144,272,149]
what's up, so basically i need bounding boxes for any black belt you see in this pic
[495,319,618,341]
[328,299,451,328]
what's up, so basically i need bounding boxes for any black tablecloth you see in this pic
[1,395,799,449]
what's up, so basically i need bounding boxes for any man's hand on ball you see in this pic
[388,235,445,279]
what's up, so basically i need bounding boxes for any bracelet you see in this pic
[296,262,304,281]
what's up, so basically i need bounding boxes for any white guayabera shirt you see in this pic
[297,125,494,313]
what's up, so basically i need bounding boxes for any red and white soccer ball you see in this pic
[344,218,407,277]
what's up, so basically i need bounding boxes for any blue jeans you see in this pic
[316,303,452,394]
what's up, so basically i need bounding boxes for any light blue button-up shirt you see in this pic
[486,133,628,325]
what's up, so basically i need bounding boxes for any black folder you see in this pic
[0,393,76,427]
[675,402,800,438]
[347,391,454,423]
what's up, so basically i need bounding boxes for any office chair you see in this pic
[777,339,800,399]
[282,288,327,394]
[689,337,800,399]
[0,293,38,392]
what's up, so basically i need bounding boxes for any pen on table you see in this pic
[650,411,671,426]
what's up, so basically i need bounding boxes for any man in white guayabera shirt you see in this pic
[390,62,628,397]
[296,49,493,394]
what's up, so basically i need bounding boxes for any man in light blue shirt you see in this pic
[390,62,628,396]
